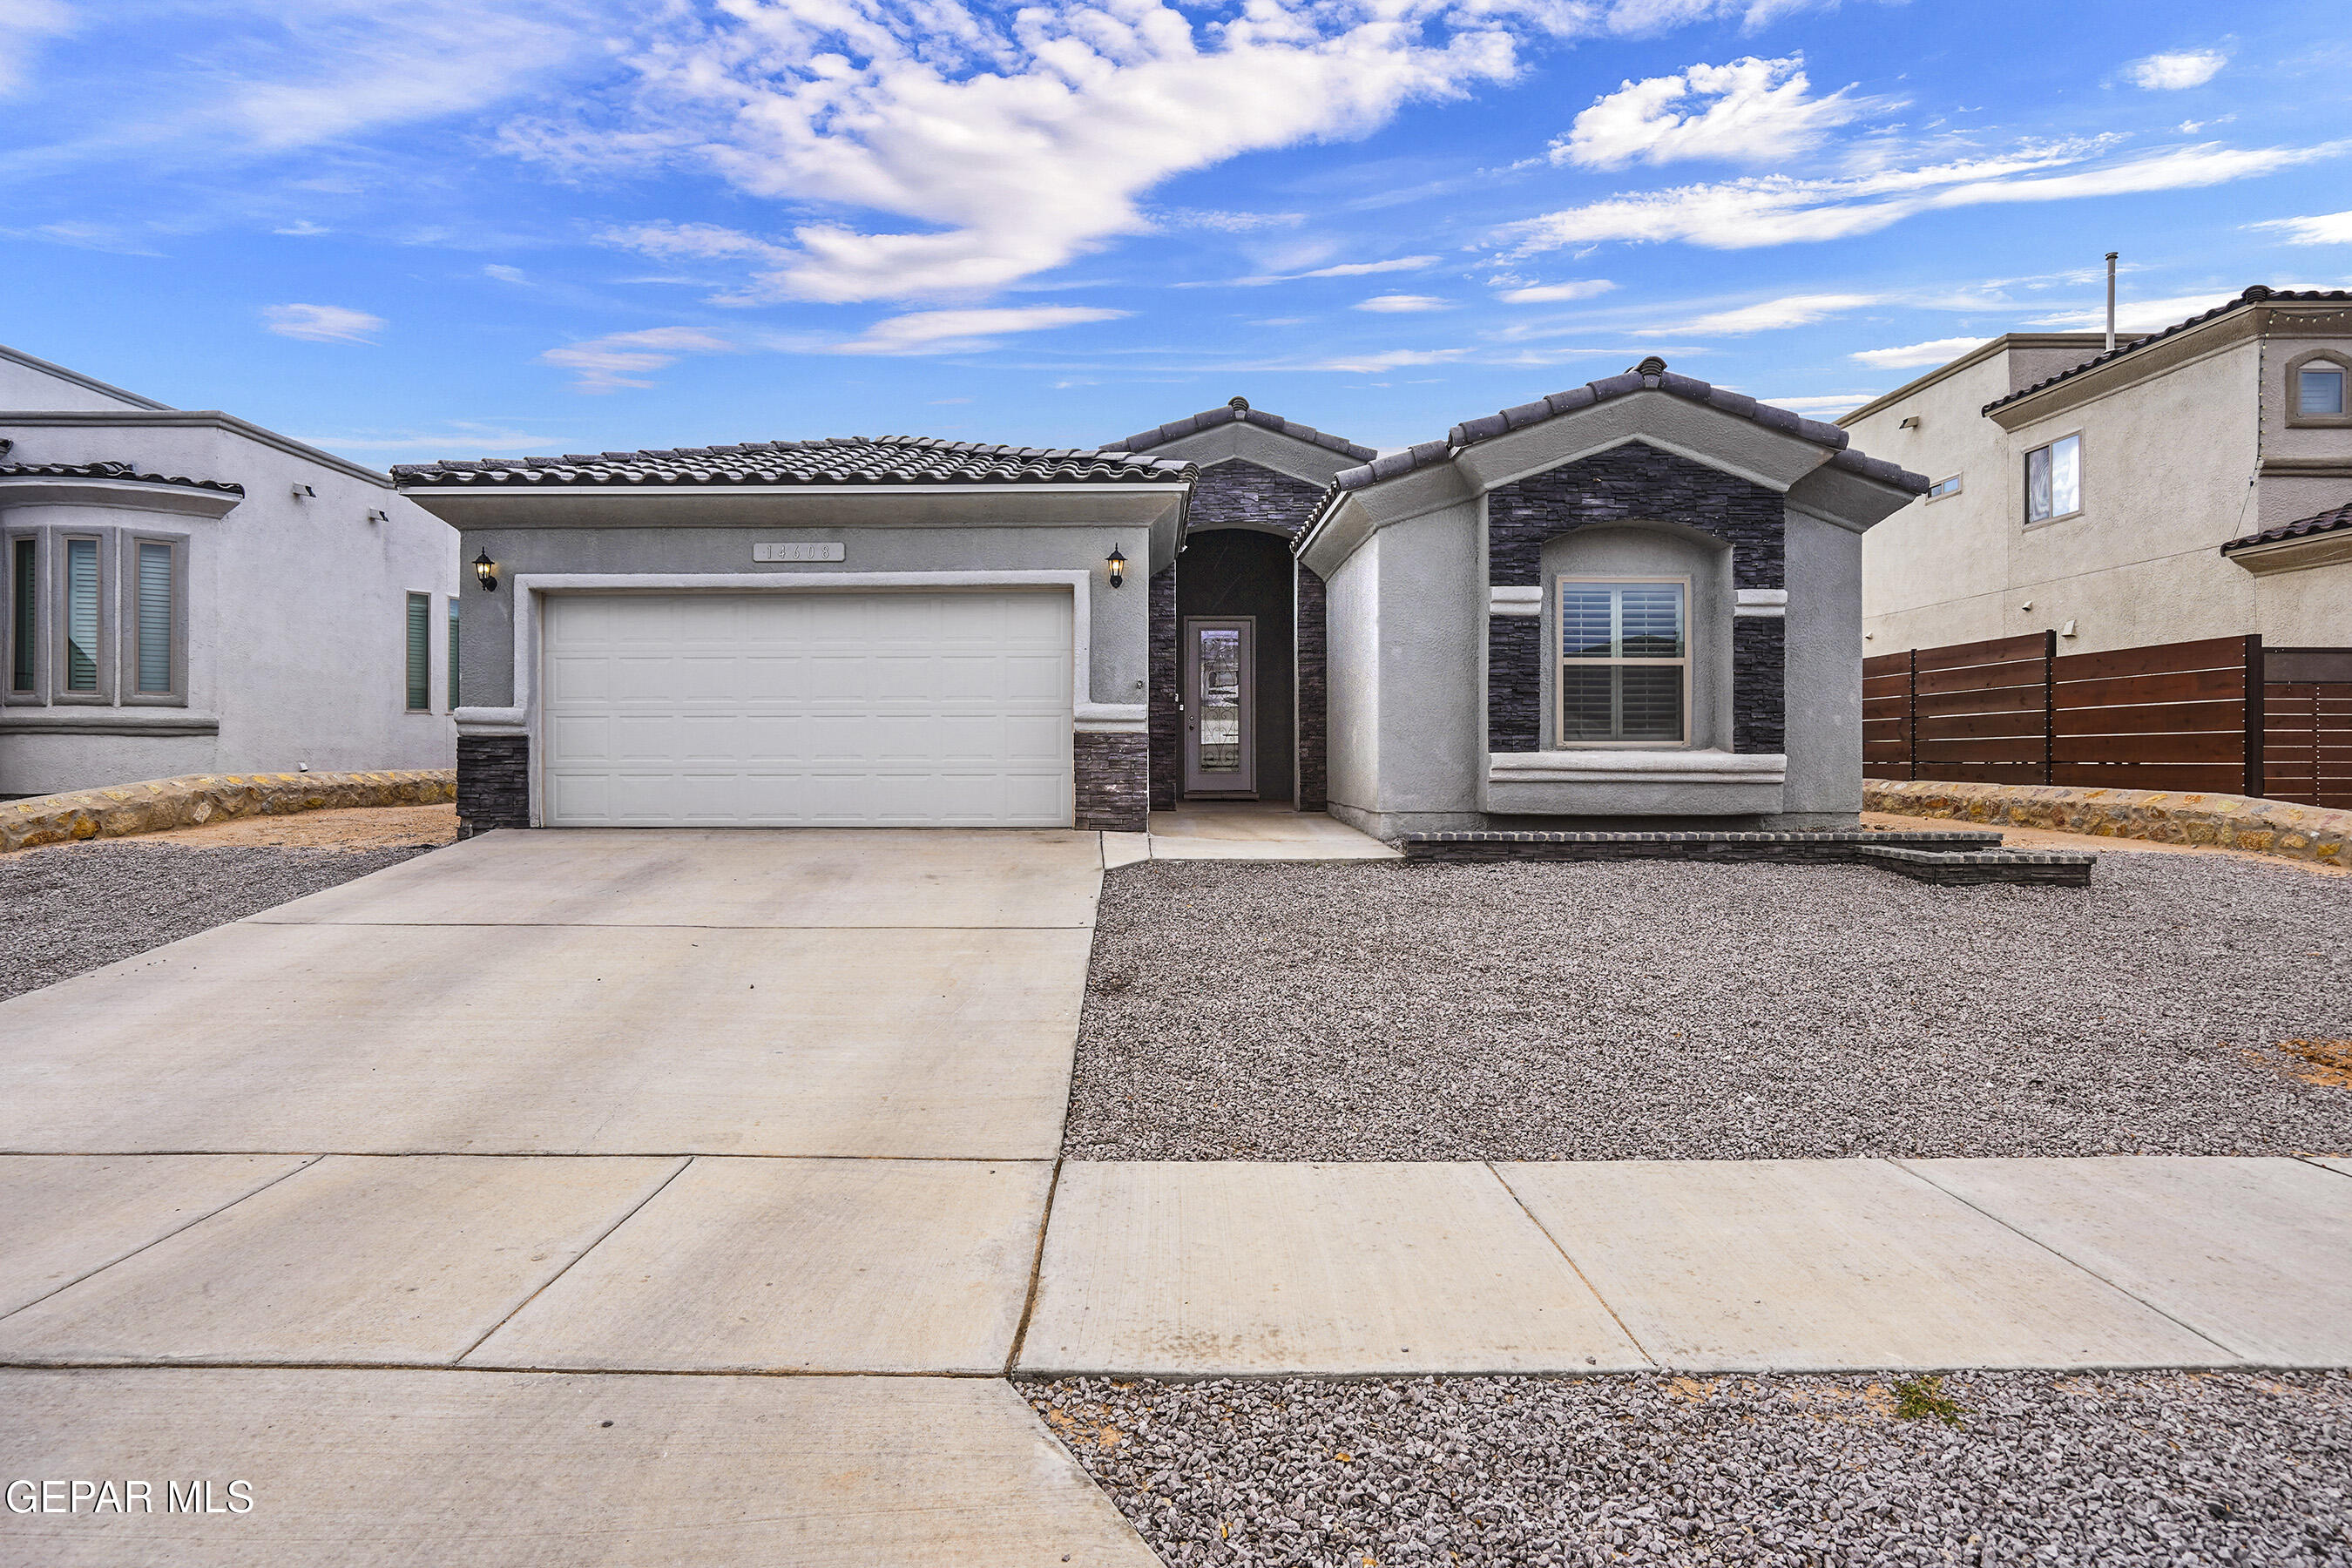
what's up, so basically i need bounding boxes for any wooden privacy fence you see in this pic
[1864,634,2352,807]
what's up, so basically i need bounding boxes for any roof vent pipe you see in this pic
[2105,251,2119,353]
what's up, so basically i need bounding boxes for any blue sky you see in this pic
[3,0,2348,465]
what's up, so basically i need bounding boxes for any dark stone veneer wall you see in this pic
[456,734,530,833]
[1294,564,1328,810]
[1075,731,1150,831]
[1485,441,1788,755]
[1146,564,1180,809]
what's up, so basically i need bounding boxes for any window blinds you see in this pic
[64,538,98,692]
[405,592,430,712]
[137,543,173,693]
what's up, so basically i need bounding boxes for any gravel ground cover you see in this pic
[0,840,435,1002]
[1028,1370,2352,1567]
[1067,855,2352,1160]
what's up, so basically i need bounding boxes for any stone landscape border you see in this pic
[0,770,456,854]
[1866,780,2352,868]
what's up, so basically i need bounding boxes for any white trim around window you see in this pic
[1556,574,1691,748]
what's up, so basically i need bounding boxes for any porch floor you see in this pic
[1106,801,1399,864]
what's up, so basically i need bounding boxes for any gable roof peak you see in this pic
[1106,398,1375,462]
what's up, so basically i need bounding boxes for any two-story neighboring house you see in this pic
[1,343,458,799]
[1844,287,2352,657]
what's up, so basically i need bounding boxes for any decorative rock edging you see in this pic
[0,770,456,854]
[1865,780,2352,868]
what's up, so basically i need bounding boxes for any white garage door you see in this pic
[541,591,1074,827]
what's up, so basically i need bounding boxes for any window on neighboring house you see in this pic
[64,537,100,692]
[2024,433,2081,524]
[135,541,176,693]
[447,598,461,712]
[10,537,33,693]
[2301,365,2347,417]
[1558,578,1688,745]
[1926,474,1962,501]
[405,591,431,712]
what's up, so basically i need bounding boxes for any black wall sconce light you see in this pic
[473,548,499,592]
[1105,545,1126,588]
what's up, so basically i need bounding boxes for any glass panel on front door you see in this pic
[1197,628,1243,772]
[1184,617,1255,795]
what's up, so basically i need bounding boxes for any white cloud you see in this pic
[827,305,1128,355]
[483,263,528,283]
[1645,291,1876,334]
[520,0,1595,304]
[1156,208,1306,232]
[540,326,735,392]
[1301,255,1443,277]
[262,302,384,343]
[1850,335,1984,369]
[1761,393,1877,414]
[1555,55,1880,170]
[1315,347,1471,371]
[1354,294,1450,312]
[1497,279,1618,303]
[273,219,329,236]
[2251,211,2352,245]
[0,0,74,98]
[2021,292,2239,334]
[597,222,790,264]
[1501,139,2349,254]
[2126,50,2227,91]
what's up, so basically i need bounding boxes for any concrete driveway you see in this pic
[0,828,1098,1158]
[0,828,1155,1567]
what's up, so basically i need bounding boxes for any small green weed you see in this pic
[1891,1375,1963,1428]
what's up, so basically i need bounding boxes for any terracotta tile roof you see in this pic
[392,436,1193,489]
[0,458,241,496]
[1984,286,2352,415]
[1328,360,1928,495]
[1106,397,1375,462]
[2221,497,2352,555]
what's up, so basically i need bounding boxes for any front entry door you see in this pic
[1183,616,1255,796]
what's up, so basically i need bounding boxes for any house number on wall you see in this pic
[753,543,846,562]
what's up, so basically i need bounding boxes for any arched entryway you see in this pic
[1174,528,1295,801]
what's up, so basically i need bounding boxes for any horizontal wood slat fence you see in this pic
[1864,635,2352,807]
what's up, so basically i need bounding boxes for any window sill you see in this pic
[2023,509,2084,531]
[1489,749,1787,785]
[0,708,220,736]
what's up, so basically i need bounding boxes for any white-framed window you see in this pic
[447,596,461,712]
[2024,433,2081,524]
[2300,364,2347,417]
[1558,576,1688,746]
[1926,474,1963,501]
[405,591,432,713]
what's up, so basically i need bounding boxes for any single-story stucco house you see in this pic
[2,343,458,800]
[394,359,1926,838]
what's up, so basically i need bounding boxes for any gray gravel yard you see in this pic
[1066,855,2352,1160]
[0,841,434,1002]
[1027,1370,2352,1567]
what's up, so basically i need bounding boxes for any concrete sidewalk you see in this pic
[1105,801,1399,864]
[1017,1156,2352,1376]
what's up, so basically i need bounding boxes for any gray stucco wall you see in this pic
[1321,530,1382,822]
[1781,507,1867,820]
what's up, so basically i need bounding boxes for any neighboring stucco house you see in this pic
[1844,286,2352,657]
[1,344,460,800]
[394,362,1923,837]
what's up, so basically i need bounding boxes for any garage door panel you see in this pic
[542,591,1075,827]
